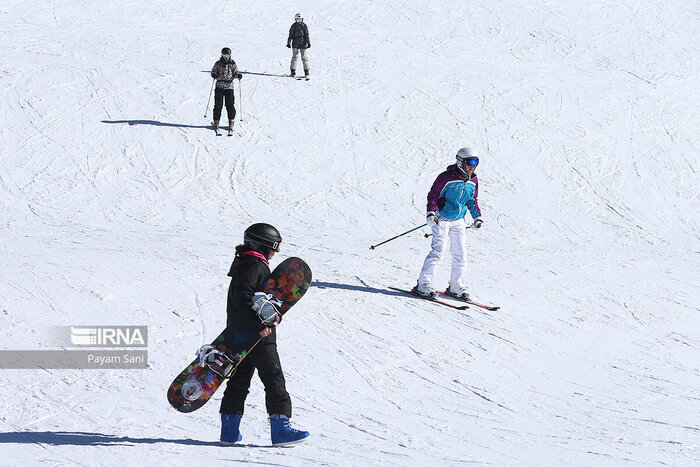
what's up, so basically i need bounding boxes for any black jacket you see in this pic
[287,22,310,49]
[224,251,275,348]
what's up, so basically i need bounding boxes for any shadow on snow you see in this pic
[200,70,291,78]
[312,281,405,297]
[0,431,271,448]
[102,120,212,129]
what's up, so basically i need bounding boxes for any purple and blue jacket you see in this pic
[426,164,481,221]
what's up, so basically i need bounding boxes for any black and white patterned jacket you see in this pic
[211,59,239,90]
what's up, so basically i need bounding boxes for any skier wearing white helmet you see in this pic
[286,13,311,79]
[413,148,483,300]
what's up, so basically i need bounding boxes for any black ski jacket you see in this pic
[224,251,276,347]
[287,22,310,49]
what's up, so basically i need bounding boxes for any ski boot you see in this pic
[228,120,234,136]
[445,285,470,302]
[269,414,309,446]
[213,120,221,136]
[304,69,310,80]
[412,282,437,299]
[290,68,296,77]
[220,413,243,445]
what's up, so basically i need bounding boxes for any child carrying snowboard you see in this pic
[219,223,309,446]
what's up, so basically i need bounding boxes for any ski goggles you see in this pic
[464,157,479,166]
[245,233,282,253]
[221,53,231,59]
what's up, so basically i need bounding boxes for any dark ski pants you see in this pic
[213,88,236,122]
[220,342,292,418]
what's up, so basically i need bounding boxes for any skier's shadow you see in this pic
[312,281,404,297]
[200,70,290,78]
[102,120,211,129]
[0,431,270,448]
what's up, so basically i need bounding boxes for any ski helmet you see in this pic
[455,147,479,176]
[244,223,282,253]
[221,47,231,57]
[294,13,302,21]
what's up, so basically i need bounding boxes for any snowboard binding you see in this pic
[197,345,238,378]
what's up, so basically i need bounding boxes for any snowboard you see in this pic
[167,257,312,413]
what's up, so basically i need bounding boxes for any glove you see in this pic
[306,44,311,49]
[252,292,283,327]
[210,73,217,79]
[472,217,483,229]
[237,73,243,80]
[426,212,438,227]
[286,44,291,48]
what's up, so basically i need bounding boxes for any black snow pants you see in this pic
[219,342,292,417]
[213,88,236,122]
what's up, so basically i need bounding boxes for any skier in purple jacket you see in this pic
[413,148,483,300]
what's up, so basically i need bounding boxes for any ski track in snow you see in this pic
[1,0,699,465]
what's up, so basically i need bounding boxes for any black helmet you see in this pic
[244,223,282,253]
[221,47,231,56]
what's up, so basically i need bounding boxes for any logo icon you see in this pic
[70,328,98,345]
[69,327,146,347]
[182,380,203,401]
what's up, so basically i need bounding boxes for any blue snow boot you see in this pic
[220,413,243,445]
[269,414,309,446]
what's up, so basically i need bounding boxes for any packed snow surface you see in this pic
[1,0,698,465]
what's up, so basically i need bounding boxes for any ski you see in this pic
[389,287,469,310]
[438,292,500,311]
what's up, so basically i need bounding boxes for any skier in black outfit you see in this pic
[210,47,242,133]
[287,13,311,78]
[219,223,310,447]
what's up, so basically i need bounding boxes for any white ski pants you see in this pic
[290,48,309,71]
[418,217,468,289]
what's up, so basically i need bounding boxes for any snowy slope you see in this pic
[1,0,699,465]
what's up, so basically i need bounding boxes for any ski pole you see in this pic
[204,78,215,118]
[370,224,427,250]
[238,77,243,122]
